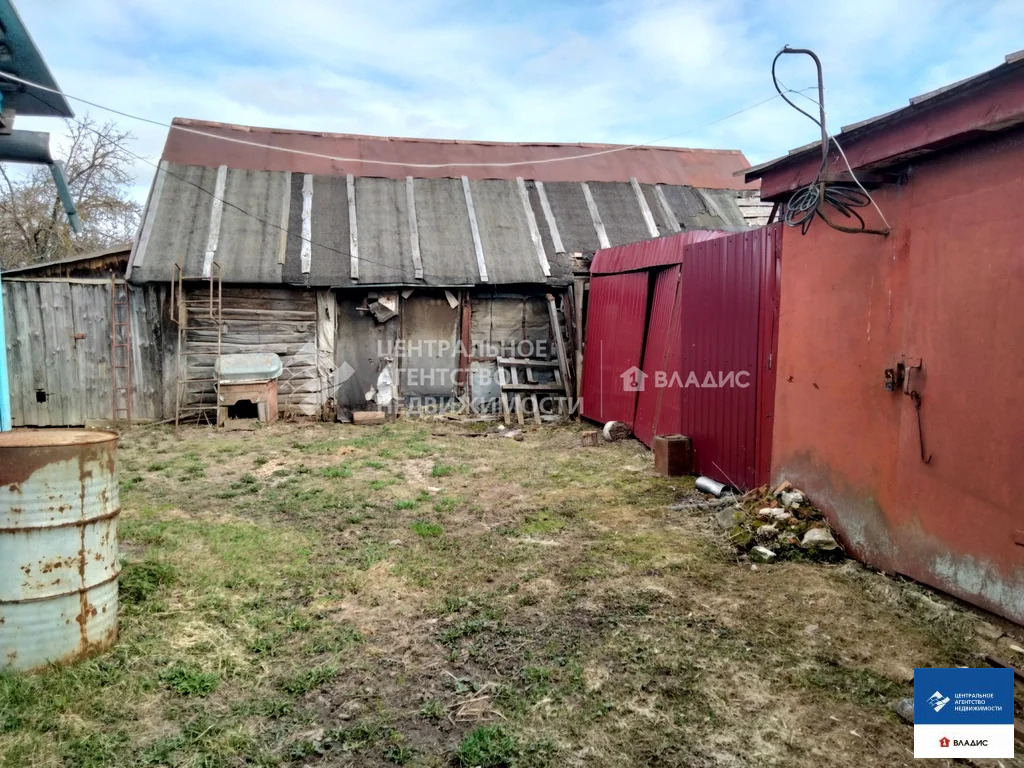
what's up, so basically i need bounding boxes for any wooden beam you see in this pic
[534,181,565,254]
[546,293,574,400]
[202,165,227,278]
[458,291,472,395]
[352,410,386,425]
[509,365,525,426]
[517,177,551,277]
[496,357,559,368]
[3,277,124,284]
[347,174,359,280]
[301,174,313,275]
[462,176,488,282]
[653,185,681,232]
[500,382,568,393]
[581,182,610,249]
[562,283,577,394]
[630,176,659,238]
[406,177,424,280]
[497,364,512,424]
[573,276,586,393]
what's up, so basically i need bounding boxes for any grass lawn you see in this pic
[0,420,1003,767]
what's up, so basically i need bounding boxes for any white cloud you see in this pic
[11,0,1022,201]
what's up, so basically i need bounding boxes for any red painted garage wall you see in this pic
[771,127,1024,623]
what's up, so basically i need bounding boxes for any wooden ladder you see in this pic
[496,357,569,425]
[172,260,223,428]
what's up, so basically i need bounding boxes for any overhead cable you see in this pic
[1,69,812,170]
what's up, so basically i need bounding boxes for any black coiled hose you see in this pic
[782,181,874,235]
[772,46,888,237]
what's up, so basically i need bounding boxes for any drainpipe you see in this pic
[0,127,83,430]
[0,276,8,431]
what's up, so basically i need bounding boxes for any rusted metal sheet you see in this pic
[745,54,1024,199]
[590,229,727,275]
[767,118,1024,623]
[163,119,757,190]
[579,273,649,426]
[0,429,119,672]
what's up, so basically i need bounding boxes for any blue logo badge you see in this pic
[913,667,1015,758]
[914,668,1014,725]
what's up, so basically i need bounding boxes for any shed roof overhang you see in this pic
[744,51,1024,201]
[0,0,73,118]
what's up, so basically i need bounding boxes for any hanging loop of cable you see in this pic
[772,45,890,237]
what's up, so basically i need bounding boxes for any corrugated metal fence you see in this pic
[582,224,781,490]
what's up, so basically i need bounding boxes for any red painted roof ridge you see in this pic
[168,117,748,156]
[161,118,757,189]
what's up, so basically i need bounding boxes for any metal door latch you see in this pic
[885,357,931,464]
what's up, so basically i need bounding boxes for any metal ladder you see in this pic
[110,277,132,424]
[172,260,223,428]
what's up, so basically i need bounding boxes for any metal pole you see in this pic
[0,270,11,431]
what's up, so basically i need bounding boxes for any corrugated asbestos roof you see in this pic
[130,120,762,287]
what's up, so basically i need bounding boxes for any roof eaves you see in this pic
[2,244,131,275]
[745,50,1024,184]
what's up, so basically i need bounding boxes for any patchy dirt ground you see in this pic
[2,420,1022,767]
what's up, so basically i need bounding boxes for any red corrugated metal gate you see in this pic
[581,224,781,490]
[579,272,649,426]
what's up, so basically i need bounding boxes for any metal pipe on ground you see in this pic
[695,476,732,498]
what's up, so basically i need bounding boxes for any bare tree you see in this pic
[0,115,142,269]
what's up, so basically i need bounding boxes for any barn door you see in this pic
[399,293,460,406]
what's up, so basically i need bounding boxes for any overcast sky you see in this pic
[15,0,1024,199]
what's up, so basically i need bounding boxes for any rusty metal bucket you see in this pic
[0,430,119,672]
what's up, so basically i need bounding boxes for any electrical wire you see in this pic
[9,73,818,281]
[771,46,890,237]
[829,134,892,230]
[0,69,810,171]
[16,88,472,283]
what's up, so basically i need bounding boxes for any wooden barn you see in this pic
[3,119,767,425]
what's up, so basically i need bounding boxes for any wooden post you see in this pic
[573,275,586,397]
[546,293,573,401]
[562,284,577,394]
[458,291,472,396]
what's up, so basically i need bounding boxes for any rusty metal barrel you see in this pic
[0,430,119,672]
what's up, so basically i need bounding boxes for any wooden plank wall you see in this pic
[182,285,320,417]
[2,279,163,425]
